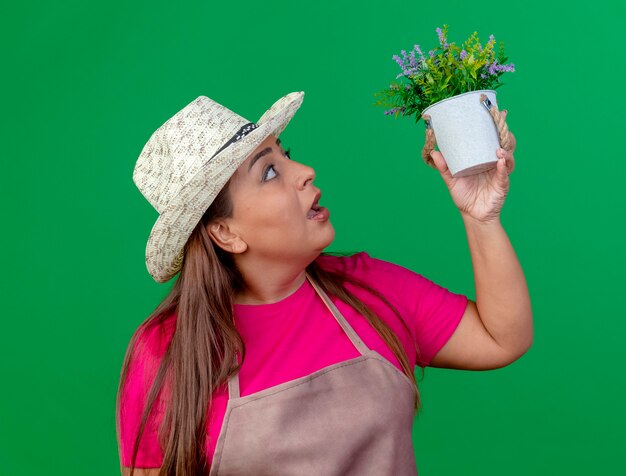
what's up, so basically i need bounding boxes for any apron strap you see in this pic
[305,272,370,356]
[228,361,241,400]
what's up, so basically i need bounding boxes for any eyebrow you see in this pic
[248,137,281,173]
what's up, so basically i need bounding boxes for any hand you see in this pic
[429,110,516,224]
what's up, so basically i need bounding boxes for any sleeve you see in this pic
[410,269,469,367]
[117,324,168,468]
[322,251,469,368]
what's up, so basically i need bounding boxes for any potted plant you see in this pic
[374,24,515,177]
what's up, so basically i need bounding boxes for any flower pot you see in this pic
[421,89,501,178]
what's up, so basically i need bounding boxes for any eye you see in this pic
[262,164,278,181]
[284,147,291,159]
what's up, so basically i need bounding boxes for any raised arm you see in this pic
[427,124,533,370]
[430,214,533,369]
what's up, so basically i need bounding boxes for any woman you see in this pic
[116,91,532,476]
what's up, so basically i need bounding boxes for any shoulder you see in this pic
[118,314,175,424]
[316,251,425,286]
[315,251,431,309]
[138,316,175,351]
[315,251,467,317]
[127,313,177,380]
[316,250,388,272]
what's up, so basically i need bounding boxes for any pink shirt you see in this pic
[118,251,468,468]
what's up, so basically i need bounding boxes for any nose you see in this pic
[295,162,316,190]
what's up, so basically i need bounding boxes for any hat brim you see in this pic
[144,91,304,283]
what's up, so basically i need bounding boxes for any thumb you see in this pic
[430,150,454,186]
[495,153,510,188]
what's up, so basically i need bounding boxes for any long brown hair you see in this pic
[116,177,425,476]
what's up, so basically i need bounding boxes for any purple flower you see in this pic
[413,44,424,60]
[396,68,417,79]
[480,73,487,78]
[498,63,515,72]
[384,106,406,116]
[409,49,418,69]
[460,49,467,60]
[405,84,411,90]
[392,54,405,69]
[436,27,449,48]
[428,49,435,58]
[393,46,423,78]
[486,59,516,75]
[488,34,495,44]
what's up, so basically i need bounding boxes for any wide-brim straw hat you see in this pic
[133,91,305,283]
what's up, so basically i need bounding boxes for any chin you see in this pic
[307,229,335,257]
[320,222,336,248]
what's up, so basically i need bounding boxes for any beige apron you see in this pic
[208,273,418,475]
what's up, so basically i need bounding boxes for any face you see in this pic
[211,133,335,262]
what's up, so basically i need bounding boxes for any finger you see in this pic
[496,148,512,180]
[507,153,515,174]
[498,147,515,174]
[430,150,454,187]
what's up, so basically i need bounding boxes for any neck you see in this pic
[233,258,312,305]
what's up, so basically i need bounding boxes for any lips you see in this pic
[307,205,321,219]
[307,191,327,220]
[307,191,321,218]
[311,191,321,210]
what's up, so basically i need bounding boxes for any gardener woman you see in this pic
[116,91,532,476]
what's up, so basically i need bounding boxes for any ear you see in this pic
[206,220,248,254]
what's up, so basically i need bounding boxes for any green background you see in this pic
[2,0,625,474]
